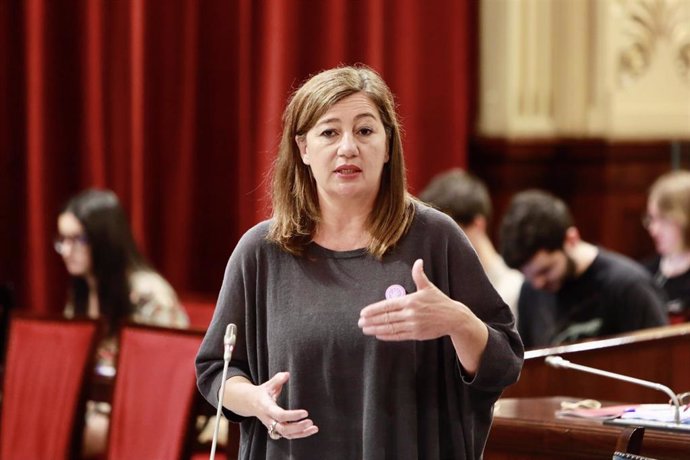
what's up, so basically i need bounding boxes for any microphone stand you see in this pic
[210,324,237,460]
[545,356,682,425]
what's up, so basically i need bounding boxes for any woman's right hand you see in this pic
[225,372,319,440]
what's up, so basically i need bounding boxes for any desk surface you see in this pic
[486,397,690,460]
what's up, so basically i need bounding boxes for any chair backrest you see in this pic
[180,294,216,329]
[106,324,205,460]
[612,426,659,460]
[0,283,14,365]
[616,426,644,454]
[612,452,659,460]
[0,313,99,460]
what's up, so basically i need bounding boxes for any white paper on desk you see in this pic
[556,405,638,421]
[619,404,690,424]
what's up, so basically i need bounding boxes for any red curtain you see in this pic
[0,0,470,314]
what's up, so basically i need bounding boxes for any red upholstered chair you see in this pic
[180,294,217,329]
[0,313,99,460]
[105,324,207,460]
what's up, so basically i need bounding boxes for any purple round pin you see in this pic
[385,284,406,299]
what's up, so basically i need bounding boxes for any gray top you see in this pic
[196,203,523,460]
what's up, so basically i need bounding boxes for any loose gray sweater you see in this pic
[196,203,523,460]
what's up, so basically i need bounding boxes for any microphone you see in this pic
[224,323,237,360]
[210,323,237,460]
[545,356,682,424]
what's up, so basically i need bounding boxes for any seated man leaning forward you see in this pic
[499,189,667,349]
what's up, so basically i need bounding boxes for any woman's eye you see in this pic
[320,129,337,138]
[358,127,373,136]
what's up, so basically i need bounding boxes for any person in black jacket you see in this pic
[500,189,667,348]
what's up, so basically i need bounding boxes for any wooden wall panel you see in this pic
[501,323,690,404]
[469,138,677,261]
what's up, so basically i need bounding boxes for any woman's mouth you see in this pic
[335,165,362,176]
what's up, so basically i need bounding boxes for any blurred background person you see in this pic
[500,189,667,349]
[56,188,189,458]
[419,168,523,317]
[643,170,690,324]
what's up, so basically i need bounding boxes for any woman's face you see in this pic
[645,200,685,256]
[296,93,389,208]
[56,212,92,276]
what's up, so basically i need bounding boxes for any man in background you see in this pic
[419,168,523,316]
[500,189,667,349]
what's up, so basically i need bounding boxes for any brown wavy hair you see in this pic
[267,65,415,258]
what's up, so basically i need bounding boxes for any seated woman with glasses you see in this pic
[55,188,189,457]
[642,170,690,324]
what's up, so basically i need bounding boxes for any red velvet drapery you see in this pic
[0,0,471,313]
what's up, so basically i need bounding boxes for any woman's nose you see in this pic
[337,133,358,157]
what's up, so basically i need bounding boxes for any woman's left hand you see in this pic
[358,259,468,341]
[358,258,489,374]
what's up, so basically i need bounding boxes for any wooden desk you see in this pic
[504,323,690,403]
[486,397,690,460]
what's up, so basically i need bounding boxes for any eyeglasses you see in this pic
[641,213,674,229]
[54,234,89,254]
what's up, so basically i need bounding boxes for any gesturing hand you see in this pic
[358,259,469,341]
[254,372,319,440]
